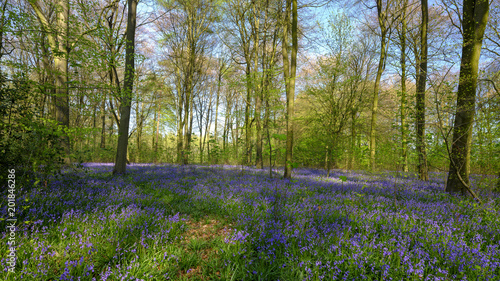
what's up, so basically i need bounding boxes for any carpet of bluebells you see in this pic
[1,163,500,280]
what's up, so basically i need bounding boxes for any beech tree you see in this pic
[369,0,393,171]
[282,0,297,179]
[158,0,215,165]
[113,0,138,174]
[27,0,115,164]
[446,0,489,195]
[415,0,429,180]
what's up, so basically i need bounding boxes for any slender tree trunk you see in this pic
[253,0,263,169]
[100,96,106,149]
[350,110,356,169]
[0,0,8,62]
[93,104,97,151]
[109,113,114,138]
[113,0,137,174]
[153,107,156,159]
[446,0,489,194]
[282,0,290,175]
[135,100,141,162]
[234,103,240,161]
[369,0,388,171]
[244,61,252,165]
[265,95,272,173]
[325,145,331,177]
[183,91,190,165]
[199,113,203,164]
[415,0,429,180]
[223,107,228,153]
[400,0,409,173]
[176,67,184,164]
[283,0,297,179]
[155,103,160,163]
[214,64,222,164]
[184,94,194,164]
[203,109,212,164]
[496,172,500,191]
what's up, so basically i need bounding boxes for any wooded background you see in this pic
[0,0,498,193]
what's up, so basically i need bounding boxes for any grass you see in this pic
[1,163,499,280]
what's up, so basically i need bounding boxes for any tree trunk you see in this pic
[176,66,184,164]
[100,96,106,149]
[325,145,331,177]
[350,110,356,169]
[54,8,71,165]
[446,0,489,194]
[223,106,228,153]
[155,103,160,163]
[244,61,252,165]
[369,0,388,171]
[234,103,240,161]
[135,99,141,163]
[399,0,409,173]
[184,94,194,165]
[415,0,429,180]
[253,0,263,169]
[113,0,137,174]
[283,0,297,179]
[496,172,500,191]
[0,0,7,61]
[29,0,72,163]
[214,62,222,164]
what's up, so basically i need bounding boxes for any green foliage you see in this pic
[0,72,64,189]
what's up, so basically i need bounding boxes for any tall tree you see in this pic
[415,0,429,180]
[252,0,263,169]
[28,0,71,164]
[159,0,214,165]
[27,0,113,164]
[369,0,391,171]
[113,0,138,174]
[283,0,297,179]
[397,0,409,172]
[446,0,489,194]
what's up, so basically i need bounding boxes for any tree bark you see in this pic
[113,0,137,174]
[350,110,356,169]
[155,102,160,163]
[253,0,263,169]
[100,96,106,149]
[283,0,297,179]
[369,0,388,171]
[213,59,223,164]
[244,61,252,165]
[29,0,74,164]
[399,0,409,173]
[0,0,8,61]
[415,0,429,181]
[497,171,500,191]
[446,0,489,194]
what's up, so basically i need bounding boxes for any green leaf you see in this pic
[272,133,287,141]
[339,176,347,182]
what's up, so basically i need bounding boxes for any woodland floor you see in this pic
[1,164,499,280]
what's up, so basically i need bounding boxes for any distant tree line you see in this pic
[0,0,498,193]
